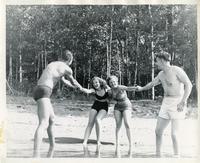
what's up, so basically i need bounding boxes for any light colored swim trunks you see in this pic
[159,96,186,119]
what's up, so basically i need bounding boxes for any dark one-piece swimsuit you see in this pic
[91,91,109,112]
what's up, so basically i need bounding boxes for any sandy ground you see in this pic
[5,100,199,158]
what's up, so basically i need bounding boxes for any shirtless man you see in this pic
[33,50,81,158]
[136,51,192,157]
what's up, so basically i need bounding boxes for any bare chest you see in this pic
[160,72,179,87]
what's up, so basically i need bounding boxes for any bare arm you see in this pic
[176,67,192,104]
[63,66,82,89]
[79,88,95,94]
[118,85,137,91]
[136,73,161,91]
[61,76,75,88]
[67,74,82,89]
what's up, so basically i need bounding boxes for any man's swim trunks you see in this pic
[33,85,53,101]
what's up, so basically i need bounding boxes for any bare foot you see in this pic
[128,148,132,158]
[96,142,101,158]
[115,149,121,158]
[33,151,40,158]
[155,152,162,158]
[83,143,89,157]
[47,146,54,158]
[172,154,180,158]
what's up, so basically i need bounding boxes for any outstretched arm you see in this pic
[62,74,82,89]
[118,85,137,91]
[79,87,95,94]
[136,74,161,91]
[61,76,76,88]
[63,66,82,89]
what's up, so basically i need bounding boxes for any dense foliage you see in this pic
[6,5,197,100]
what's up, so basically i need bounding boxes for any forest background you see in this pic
[6,5,197,103]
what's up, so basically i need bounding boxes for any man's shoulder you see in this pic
[171,65,185,74]
[171,65,183,70]
[48,61,64,66]
[157,70,164,77]
[49,61,72,73]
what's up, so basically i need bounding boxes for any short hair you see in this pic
[90,77,107,90]
[155,51,171,62]
[107,75,118,87]
[62,50,73,65]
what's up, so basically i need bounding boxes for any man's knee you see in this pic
[40,120,49,129]
[49,117,55,126]
[155,128,163,136]
[171,130,179,139]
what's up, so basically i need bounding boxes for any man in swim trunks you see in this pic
[33,50,81,158]
[136,51,192,157]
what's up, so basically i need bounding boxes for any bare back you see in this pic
[37,61,72,89]
[158,66,184,97]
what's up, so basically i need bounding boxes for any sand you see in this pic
[6,101,199,158]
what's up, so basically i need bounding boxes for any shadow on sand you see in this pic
[43,137,115,145]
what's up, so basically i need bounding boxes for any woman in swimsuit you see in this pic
[107,75,136,157]
[76,76,110,157]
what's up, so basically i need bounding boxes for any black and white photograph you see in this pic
[0,0,199,161]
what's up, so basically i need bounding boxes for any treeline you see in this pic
[6,5,197,100]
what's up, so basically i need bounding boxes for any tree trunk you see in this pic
[121,40,125,84]
[107,5,114,78]
[116,40,121,84]
[8,45,13,86]
[44,39,47,68]
[106,42,110,77]
[19,54,22,83]
[149,5,155,100]
[125,27,130,86]
[15,57,18,82]
[88,46,92,89]
[74,59,77,80]
[19,30,22,83]
[83,65,86,87]
[41,52,44,70]
[74,40,78,80]
[167,6,173,56]
[37,53,40,80]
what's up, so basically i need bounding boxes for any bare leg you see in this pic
[33,98,51,158]
[95,109,107,157]
[155,117,170,157]
[123,109,132,157]
[83,145,89,157]
[114,110,122,157]
[171,119,180,156]
[83,109,97,147]
[47,107,56,158]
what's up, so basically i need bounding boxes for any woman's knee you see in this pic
[124,121,130,129]
[95,117,102,125]
[87,121,95,127]
[115,121,122,129]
